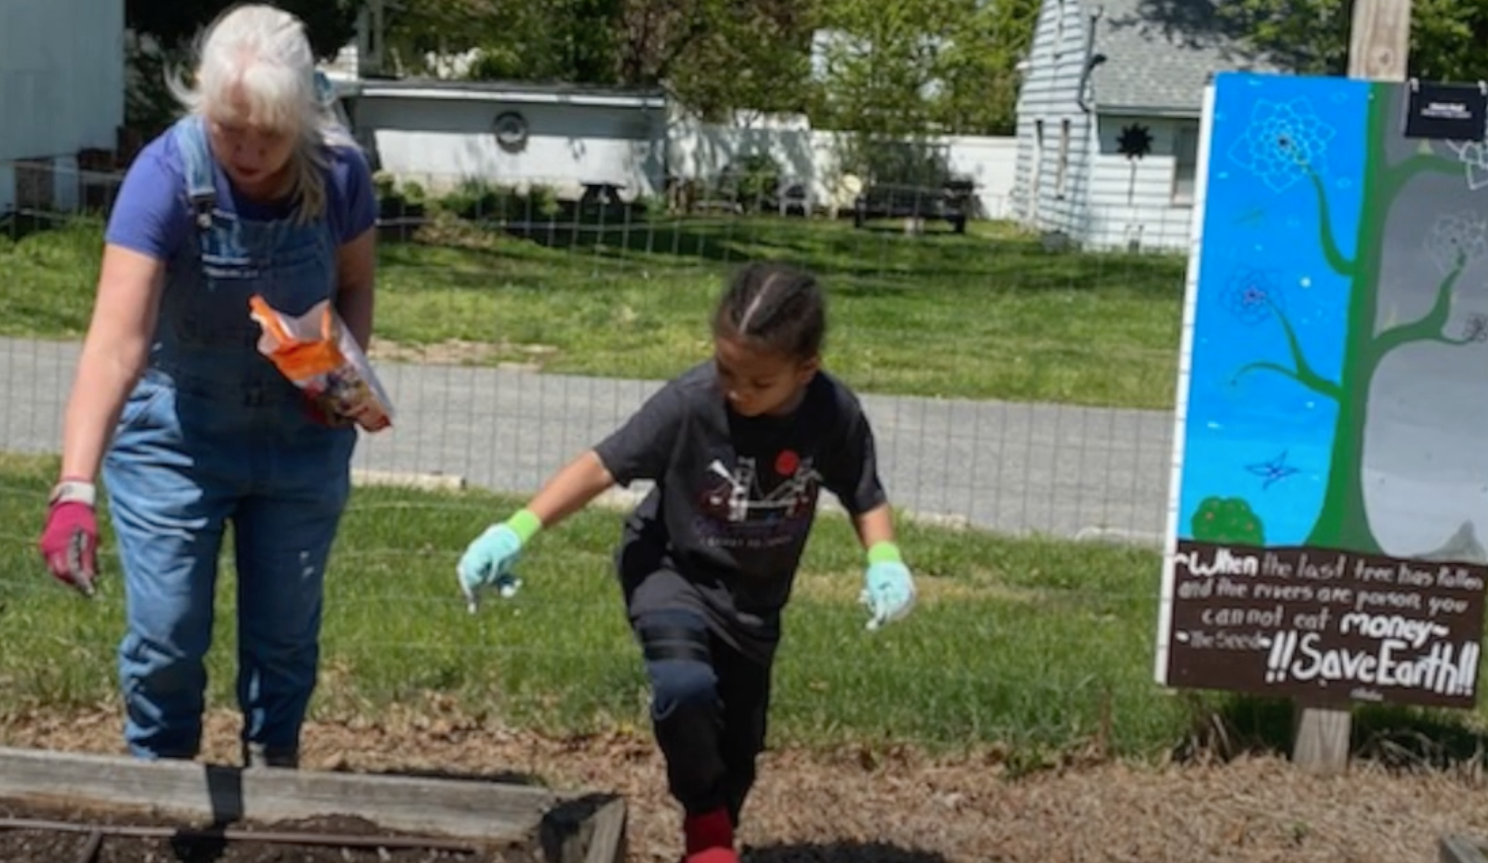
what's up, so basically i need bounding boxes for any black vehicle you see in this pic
[852,178,973,233]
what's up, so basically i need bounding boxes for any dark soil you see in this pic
[0,796,530,863]
[8,704,1488,861]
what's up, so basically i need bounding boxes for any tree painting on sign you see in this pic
[1158,71,1488,710]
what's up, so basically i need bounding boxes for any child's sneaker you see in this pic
[682,807,738,863]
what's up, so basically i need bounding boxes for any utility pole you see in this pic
[1347,0,1412,79]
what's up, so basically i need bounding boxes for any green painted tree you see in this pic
[1230,84,1477,554]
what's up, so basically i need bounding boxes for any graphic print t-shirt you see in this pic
[594,361,887,621]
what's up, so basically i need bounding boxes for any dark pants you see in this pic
[635,608,773,825]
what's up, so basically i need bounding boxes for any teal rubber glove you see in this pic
[457,509,542,612]
[860,541,916,631]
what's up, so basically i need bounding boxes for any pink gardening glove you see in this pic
[39,500,100,597]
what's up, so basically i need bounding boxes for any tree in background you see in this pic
[125,0,360,136]
[925,0,1039,136]
[384,0,1033,134]
[805,0,1036,189]
[1220,0,1488,82]
[121,0,1040,173]
[127,0,359,59]
[457,0,817,120]
[380,0,510,77]
[810,0,1038,139]
[415,0,622,82]
[644,0,819,119]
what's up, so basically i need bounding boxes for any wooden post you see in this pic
[1291,0,1413,774]
[1347,0,1413,80]
[1290,700,1351,773]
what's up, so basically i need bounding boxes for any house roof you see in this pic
[1084,0,1285,115]
[340,78,667,110]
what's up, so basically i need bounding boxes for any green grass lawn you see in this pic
[0,451,1179,765]
[5,453,1484,768]
[0,212,1186,410]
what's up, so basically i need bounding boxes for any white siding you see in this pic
[1082,114,1200,252]
[0,0,124,161]
[666,115,1019,219]
[0,0,124,215]
[668,111,829,198]
[944,135,1019,219]
[1011,0,1095,237]
[355,95,667,199]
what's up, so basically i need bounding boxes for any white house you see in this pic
[341,78,669,201]
[1012,0,1284,251]
[0,0,126,216]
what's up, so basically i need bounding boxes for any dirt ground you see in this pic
[366,336,556,370]
[4,705,1488,863]
[0,797,524,863]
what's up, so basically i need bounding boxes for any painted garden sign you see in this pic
[1156,71,1488,709]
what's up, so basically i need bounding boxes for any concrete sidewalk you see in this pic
[0,336,1174,542]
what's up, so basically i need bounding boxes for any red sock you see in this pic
[683,807,736,862]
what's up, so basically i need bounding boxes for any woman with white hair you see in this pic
[37,4,378,767]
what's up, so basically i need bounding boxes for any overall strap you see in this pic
[171,116,216,230]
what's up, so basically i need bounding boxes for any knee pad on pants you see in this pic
[637,612,715,721]
[649,659,718,721]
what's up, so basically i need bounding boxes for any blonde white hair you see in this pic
[168,3,358,223]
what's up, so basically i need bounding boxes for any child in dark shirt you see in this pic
[457,261,917,863]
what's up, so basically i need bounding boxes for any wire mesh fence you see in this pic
[0,161,1194,543]
[0,159,1205,752]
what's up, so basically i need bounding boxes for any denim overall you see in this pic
[102,115,356,763]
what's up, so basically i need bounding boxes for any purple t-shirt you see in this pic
[104,128,378,259]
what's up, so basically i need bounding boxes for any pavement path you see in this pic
[0,336,1176,543]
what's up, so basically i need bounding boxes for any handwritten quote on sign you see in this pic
[1164,540,1488,708]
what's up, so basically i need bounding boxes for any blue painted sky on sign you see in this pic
[1177,72,1371,546]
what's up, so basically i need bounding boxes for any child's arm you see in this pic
[460,374,684,609]
[852,502,897,556]
[816,391,914,629]
[458,449,614,610]
[518,450,616,533]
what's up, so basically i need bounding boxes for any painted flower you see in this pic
[1425,210,1488,273]
[1463,313,1488,343]
[1223,266,1283,325]
[1445,139,1488,191]
[1227,98,1336,193]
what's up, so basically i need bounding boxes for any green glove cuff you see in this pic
[866,541,903,566]
[506,508,543,545]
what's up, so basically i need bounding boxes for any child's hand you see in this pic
[860,558,916,631]
[457,522,524,612]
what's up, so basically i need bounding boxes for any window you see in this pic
[1053,0,1065,57]
[1055,119,1071,199]
[1030,119,1044,217]
[1172,123,1200,204]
